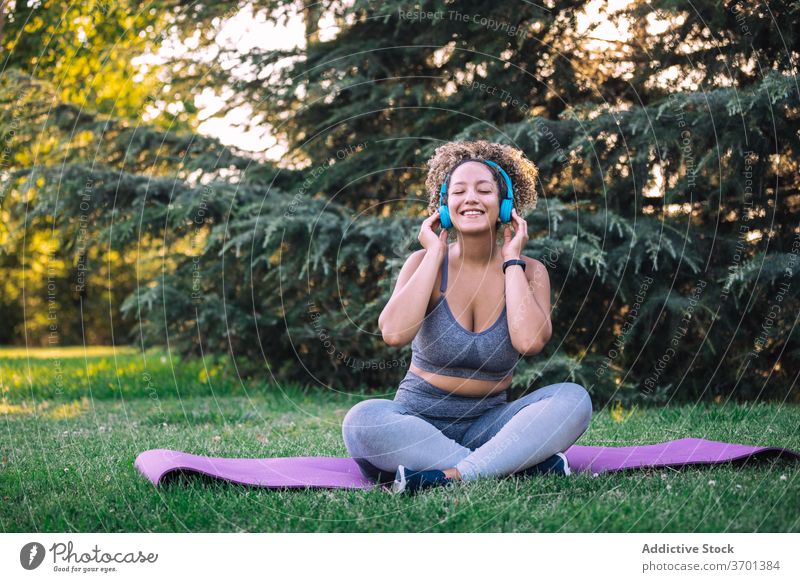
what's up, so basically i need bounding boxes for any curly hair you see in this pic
[424,140,539,224]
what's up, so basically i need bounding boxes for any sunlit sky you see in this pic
[158,0,640,160]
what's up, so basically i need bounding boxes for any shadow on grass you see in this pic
[157,469,380,493]
[152,451,797,493]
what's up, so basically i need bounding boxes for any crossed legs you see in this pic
[341,382,593,482]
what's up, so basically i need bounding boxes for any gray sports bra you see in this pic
[410,250,521,381]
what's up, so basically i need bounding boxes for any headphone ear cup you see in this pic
[499,198,513,223]
[439,205,453,229]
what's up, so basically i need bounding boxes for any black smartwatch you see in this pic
[502,259,526,274]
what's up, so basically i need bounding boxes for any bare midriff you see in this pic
[409,362,512,397]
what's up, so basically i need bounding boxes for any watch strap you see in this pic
[502,259,526,274]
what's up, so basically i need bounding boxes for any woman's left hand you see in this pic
[501,208,528,261]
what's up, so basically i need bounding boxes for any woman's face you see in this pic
[445,161,501,232]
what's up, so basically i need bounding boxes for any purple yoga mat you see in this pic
[134,437,799,490]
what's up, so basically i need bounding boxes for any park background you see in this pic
[1,0,798,532]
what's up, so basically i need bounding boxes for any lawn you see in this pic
[1,347,798,532]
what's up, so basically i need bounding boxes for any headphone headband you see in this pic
[439,158,513,202]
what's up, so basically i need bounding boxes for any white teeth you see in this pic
[462,210,484,215]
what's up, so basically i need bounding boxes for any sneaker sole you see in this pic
[391,465,407,494]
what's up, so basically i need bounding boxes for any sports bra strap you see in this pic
[440,251,448,293]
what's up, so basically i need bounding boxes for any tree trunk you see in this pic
[304,3,321,46]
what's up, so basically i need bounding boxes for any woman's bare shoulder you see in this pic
[391,249,430,291]
[521,255,549,278]
[521,255,547,269]
[401,248,427,269]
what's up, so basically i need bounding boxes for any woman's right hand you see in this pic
[418,209,449,259]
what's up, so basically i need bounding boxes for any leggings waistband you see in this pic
[394,370,507,421]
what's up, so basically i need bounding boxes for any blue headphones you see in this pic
[438,158,514,229]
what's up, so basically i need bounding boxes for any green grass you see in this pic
[1,348,798,532]
[0,345,245,401]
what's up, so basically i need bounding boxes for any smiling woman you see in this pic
[424,140,539,222]
[342,139,593,494]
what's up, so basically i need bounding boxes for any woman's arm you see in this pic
[378,248,444,346]
[505,256,553,355]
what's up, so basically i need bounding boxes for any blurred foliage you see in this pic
[0,0,798,406]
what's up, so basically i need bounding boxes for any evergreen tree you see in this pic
[1,1,797,403]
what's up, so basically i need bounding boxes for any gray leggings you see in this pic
[342,370,593,482]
